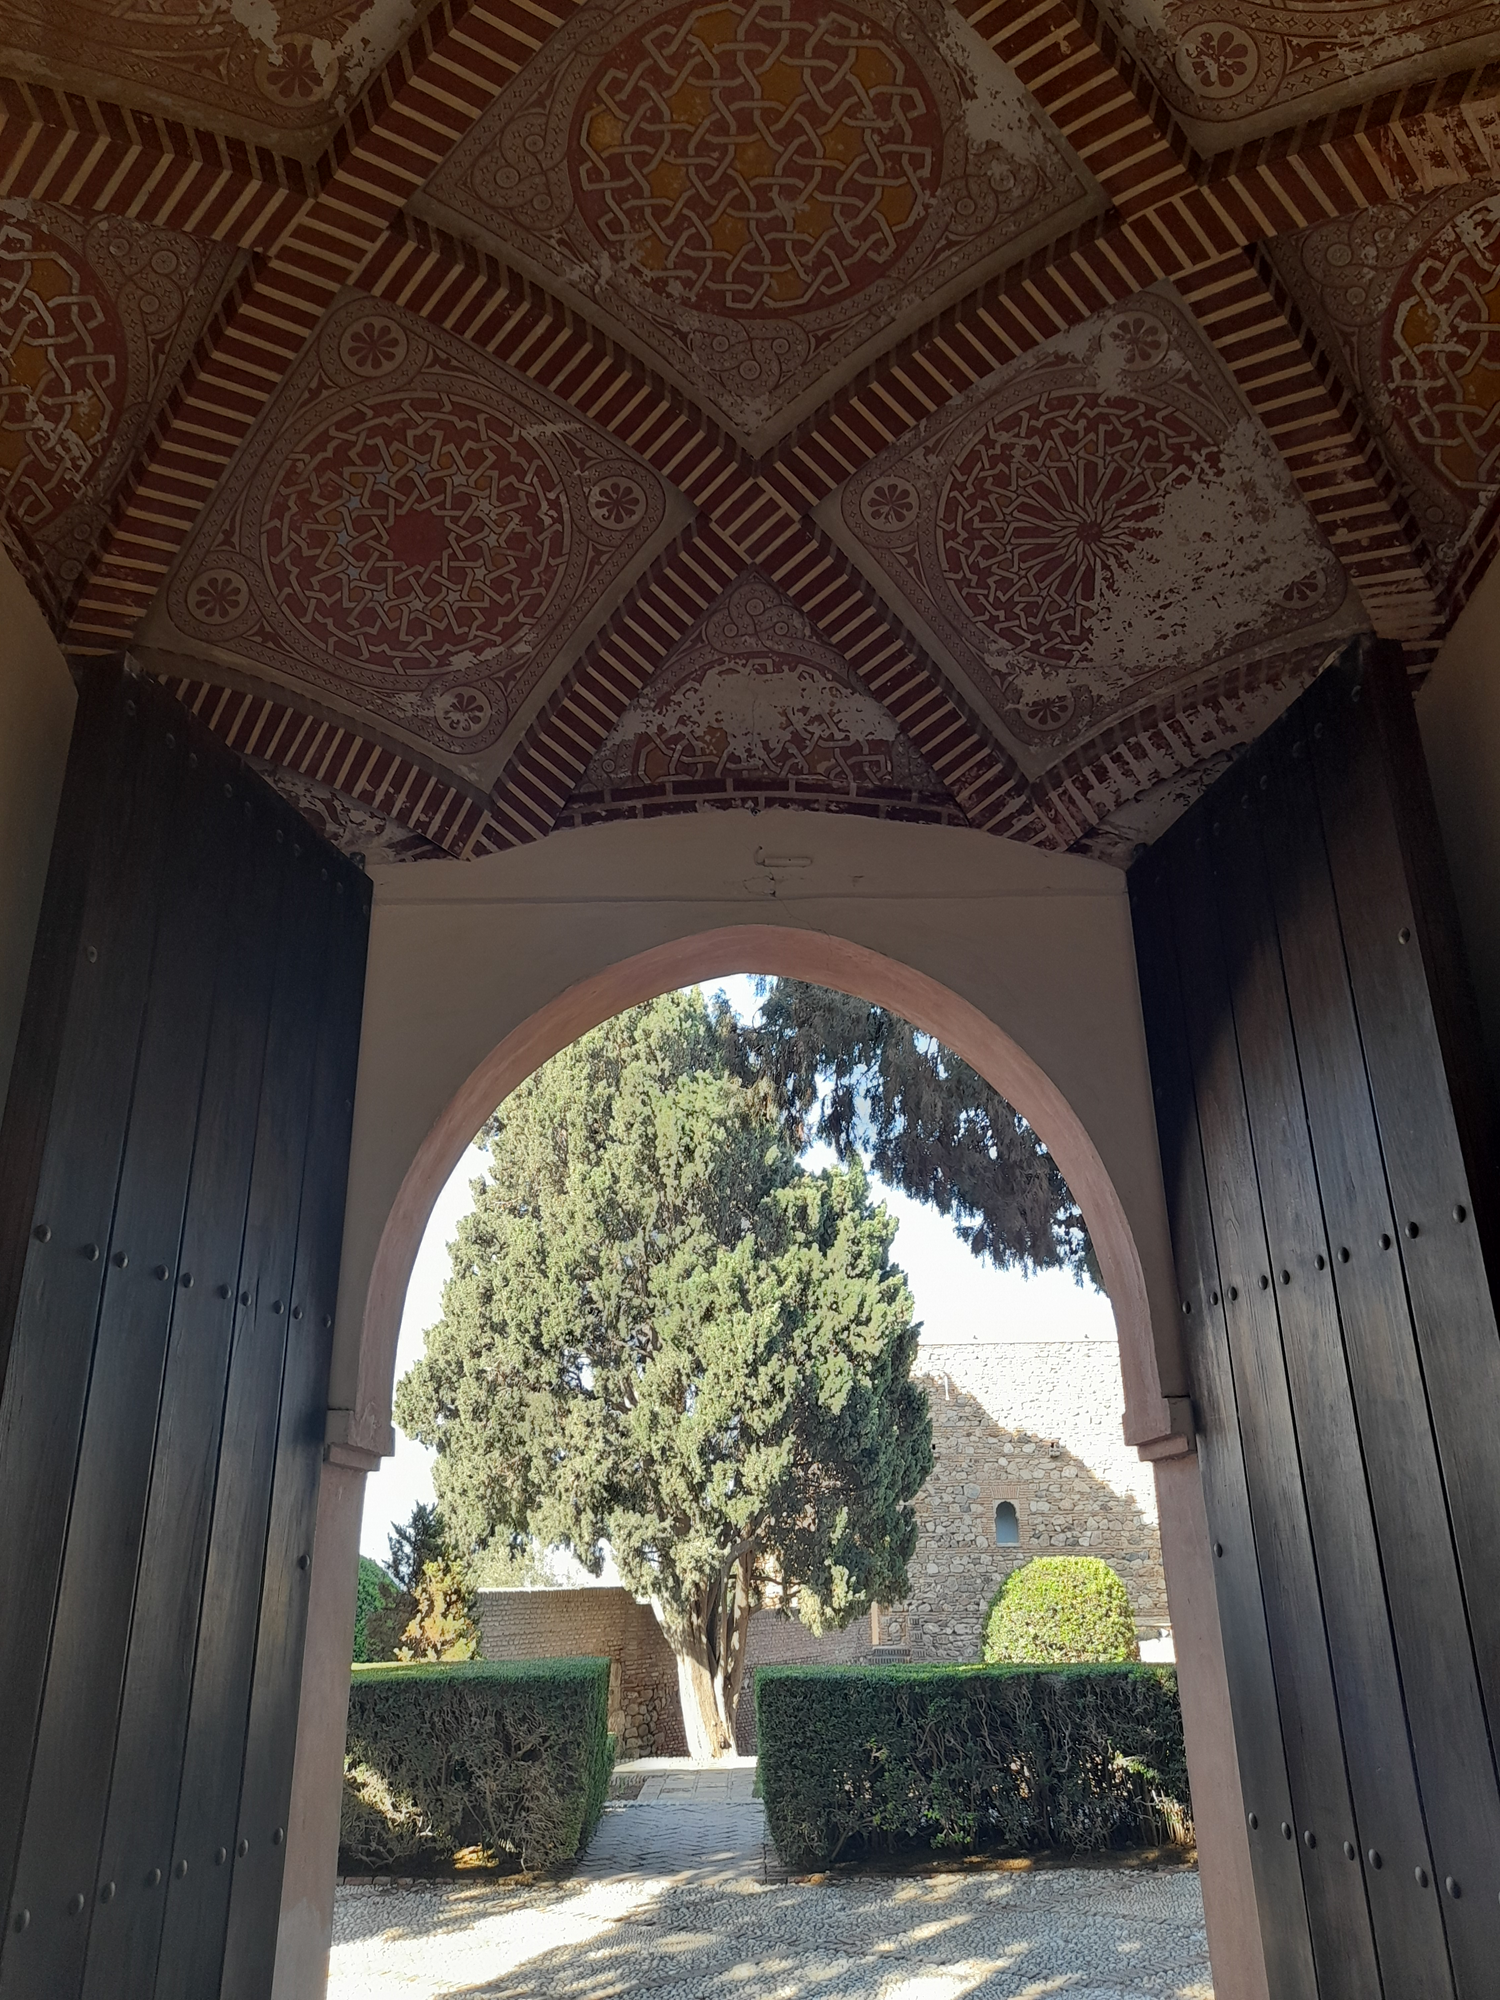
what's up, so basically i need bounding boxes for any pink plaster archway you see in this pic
[357,925,1175,1453]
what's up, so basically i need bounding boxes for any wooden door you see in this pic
[0,666,370,2000]
[1131,640,1500,1998]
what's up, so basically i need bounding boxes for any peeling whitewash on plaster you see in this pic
[224,0,424,101]
[933,5,1070,166]
[223,0,282,58]
[1080,422,1357,679]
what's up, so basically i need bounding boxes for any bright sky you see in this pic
[358,975,1117,1566]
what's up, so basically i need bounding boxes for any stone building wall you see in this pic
[475,1585,685,1758]
[898,1336,1169,1659]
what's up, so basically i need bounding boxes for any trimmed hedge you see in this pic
[757,1662,1189,1867]
[983,1556,1139,1664]
[341,1657,612,1871]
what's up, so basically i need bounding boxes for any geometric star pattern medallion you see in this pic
[0,202,240,625]
[832,287,1364,774]
[146,297,678,776]
[1271,184,1500,588]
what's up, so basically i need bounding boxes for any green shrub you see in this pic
[354,1557,398,1663]
[757,1661,1189,1867]
[983,1556,1139,1664]
[341,1657,612,1871]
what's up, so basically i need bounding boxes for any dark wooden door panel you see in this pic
[1206,783,1450,1998]
[221,867,367,2000]
[0,667,371,2000]
[0,681,179,1911]
[1167,829,1381,2000]
[1258,699,1500,1995]
[82,783,282,2000]
[153,835,332,2000]
[1,745,229,2000]
[1131,639,1500,2000]
[1129,848,1320,2000]
[1310,666,1500,1755]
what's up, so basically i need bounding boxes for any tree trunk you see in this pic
[659,1561,754,1758]
[675,1648,733,1759]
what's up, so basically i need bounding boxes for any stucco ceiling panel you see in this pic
[0,202,241,628]
[563,569,961,824]
[1269,184,1500,587]
[1,0,441,157]
[142,294,685,785]
[417,0,1102,450]
[824,285,1367,779]
[1100,0,1500,150]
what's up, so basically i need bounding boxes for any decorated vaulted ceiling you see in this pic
[5,0,1500,866]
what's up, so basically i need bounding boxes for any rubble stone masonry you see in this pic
[894,1334,1170,1659]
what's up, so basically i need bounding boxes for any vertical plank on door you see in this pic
[1129,848,1320,2000]
[1210,767,1450,1998]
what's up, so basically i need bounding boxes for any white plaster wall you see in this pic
[329,810,1191,1441]
[0,547,75,1109]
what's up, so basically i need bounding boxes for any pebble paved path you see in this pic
[329,1770,1213,1999]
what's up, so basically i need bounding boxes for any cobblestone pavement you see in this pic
[331,1788,1212,1999]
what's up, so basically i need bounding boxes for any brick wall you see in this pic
[475,1586,685,1758]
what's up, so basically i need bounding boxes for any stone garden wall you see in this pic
[477,1332,1169,1755]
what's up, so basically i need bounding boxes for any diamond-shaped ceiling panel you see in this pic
[826,284,1367,776]
[141,295,686,785]
[418,0,1103,449]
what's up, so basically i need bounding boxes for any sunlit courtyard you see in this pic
[330,1776,1210,2000]
[329,1865,1211,2000]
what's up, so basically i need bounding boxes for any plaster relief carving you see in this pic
[2,0,440,156]
[1102,0,1500,148]
[420,0,1099,446]
[833,287,1363,772]
[0,203,240,621]
[1271,184,1500,583]
[150,296,674,769]
[564,570,960,822]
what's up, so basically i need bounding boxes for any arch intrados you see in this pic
[359,924,1168,1442]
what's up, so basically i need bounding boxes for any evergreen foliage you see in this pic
[395,989,933,1754]
[354,1555,397,1663]
[983,1556,1140,1665]
[745,980,1096,1283]
[394,1559,480,1662]
[757,1662,1189,1865]
[387,1499,450,1592]
[341,1657,611,1871]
